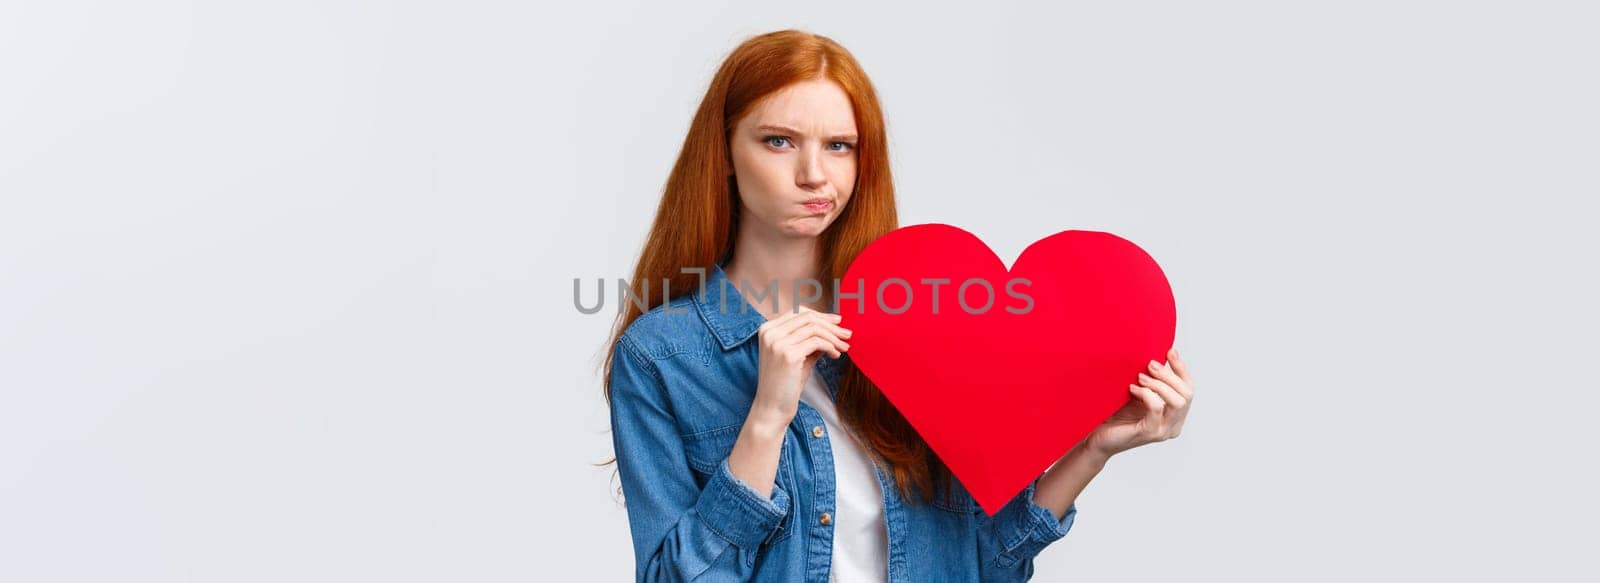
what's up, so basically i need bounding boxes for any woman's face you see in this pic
[728,79,859,240]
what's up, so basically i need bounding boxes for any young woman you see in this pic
[603,30,1195,582]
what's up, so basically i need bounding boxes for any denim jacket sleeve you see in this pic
[975,479,1078,581]
[608,336,792,582]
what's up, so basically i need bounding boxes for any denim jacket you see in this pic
[608,261,1077,582]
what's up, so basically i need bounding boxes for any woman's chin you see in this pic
[780,221,831,239]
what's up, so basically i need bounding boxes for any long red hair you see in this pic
[602,30,949,504]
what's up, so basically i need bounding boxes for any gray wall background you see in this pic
[2,1,1596,581]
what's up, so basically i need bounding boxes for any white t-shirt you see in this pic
[799,372,889,582]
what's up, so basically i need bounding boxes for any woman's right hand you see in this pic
[728,305,851,498]
[750,305,852,424]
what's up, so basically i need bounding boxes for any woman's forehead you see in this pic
[742,82,857,134]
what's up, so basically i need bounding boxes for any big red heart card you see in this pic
[836,224,1176,515]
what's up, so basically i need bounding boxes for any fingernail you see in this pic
[1149,360,1159,370]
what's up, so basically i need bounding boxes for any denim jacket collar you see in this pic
[694,262,765,351]
[694,260,844,391]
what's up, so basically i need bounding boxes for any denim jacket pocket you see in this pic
[682,423,795,545]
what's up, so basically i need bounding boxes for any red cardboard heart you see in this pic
[837,224,1176,515]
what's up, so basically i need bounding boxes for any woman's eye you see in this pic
[829,141,855,152]
[764,136,790,148]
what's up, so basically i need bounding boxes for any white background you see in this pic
[2,1,1596,581]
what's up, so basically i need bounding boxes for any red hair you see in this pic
[602,30,950,504]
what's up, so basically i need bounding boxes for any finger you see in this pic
[800,335,841,359]
[1131,384,1165,425]
[794,307,851,337]
[794,321,850,354]
[758,306,809,336]
[771,308,842,340]
[819,316,853,340]
[1168,348,1194,387]
[772,307,821,334]
[1147,358,1191,400]
[1138,372,1188,412]
[777,329,844,360]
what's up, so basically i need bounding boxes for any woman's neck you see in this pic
[724,228,826,320]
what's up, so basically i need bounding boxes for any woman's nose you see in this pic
[796,148,827,188]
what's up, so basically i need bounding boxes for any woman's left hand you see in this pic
[1082,347,1194,459]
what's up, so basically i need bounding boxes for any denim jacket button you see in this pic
[811,426,825,438]
[819,512,832,526]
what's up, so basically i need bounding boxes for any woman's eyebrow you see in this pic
[756,124,858,141]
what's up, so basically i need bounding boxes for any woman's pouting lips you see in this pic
[802,199,833,214]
